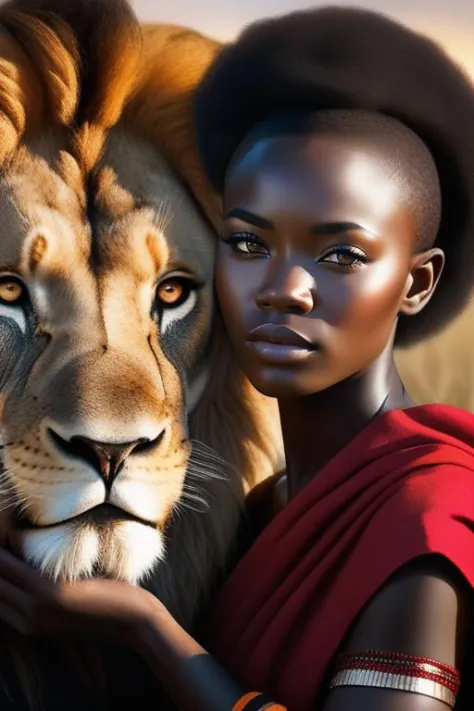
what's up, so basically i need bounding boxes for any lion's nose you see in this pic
[48,429,165,485]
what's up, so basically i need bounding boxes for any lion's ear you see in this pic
[126,25,225,231]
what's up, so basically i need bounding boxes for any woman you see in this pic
[0,7,474,711]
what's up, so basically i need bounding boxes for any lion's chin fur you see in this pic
[20,521,165,585]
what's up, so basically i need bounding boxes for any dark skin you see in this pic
[0,128,469,711]
[219,132,442,496]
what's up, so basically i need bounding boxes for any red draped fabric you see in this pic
[207,405,474,710]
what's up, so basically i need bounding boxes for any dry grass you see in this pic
[396,298,474,411]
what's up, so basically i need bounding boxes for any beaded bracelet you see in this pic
[231,691,287,711]
[330,650,460,708]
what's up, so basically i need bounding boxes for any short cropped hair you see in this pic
[232,110,442,252]
[193,7,474,345]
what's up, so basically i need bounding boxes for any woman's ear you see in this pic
[399,248,445,316]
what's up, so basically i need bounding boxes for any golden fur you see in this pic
[0,3,282,705]
[0,0,470,706]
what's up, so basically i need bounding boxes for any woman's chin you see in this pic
[248,367,331,399]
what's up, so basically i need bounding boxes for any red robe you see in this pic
[207,405,474,710]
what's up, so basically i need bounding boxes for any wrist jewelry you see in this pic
[231,691,287,710]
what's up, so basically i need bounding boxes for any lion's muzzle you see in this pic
[47,428,166,486]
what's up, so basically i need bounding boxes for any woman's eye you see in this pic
[0,279,25,305]
[320,247,367,268]
[237,238,268,255]
[223,233,269,256]
[156,278,193,309]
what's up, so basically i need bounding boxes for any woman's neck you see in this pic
[278,346,413,500]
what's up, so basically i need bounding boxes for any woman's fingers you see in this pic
[0,576,30,611]
[0,600,29,635]
[0,548,48,591]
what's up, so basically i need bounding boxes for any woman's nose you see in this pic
[255,264,314,315]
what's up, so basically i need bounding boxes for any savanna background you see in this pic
[137,0,474,411]
[133,0,474,75]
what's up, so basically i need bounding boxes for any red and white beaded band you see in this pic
[329,650,460,708]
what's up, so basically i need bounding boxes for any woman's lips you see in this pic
[246,324,319,363]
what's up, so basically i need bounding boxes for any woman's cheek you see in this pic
[340,265,408,326]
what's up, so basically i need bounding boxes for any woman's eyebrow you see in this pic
[224,207,273,229]
[310,221,376,236]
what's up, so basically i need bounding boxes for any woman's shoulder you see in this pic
[364,402,474,478]
[342,554,471,657]
[397,402,474,442]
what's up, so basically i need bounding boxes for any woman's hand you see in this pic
[0,547,163,645]
[0,549,252,711]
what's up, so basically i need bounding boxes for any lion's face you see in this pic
[0,130,215,584]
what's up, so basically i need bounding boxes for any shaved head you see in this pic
[194,6,474,343]
[231,110,441,252]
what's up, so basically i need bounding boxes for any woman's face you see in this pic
[216,131,431,398]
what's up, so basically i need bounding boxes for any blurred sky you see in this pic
[131,0,474,75]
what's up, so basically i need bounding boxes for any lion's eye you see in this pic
[0,279,24,305]
[156,278,191,309]
[155,276,199,335]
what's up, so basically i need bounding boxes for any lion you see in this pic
[0,0,471,707]
[0,0,282,706]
